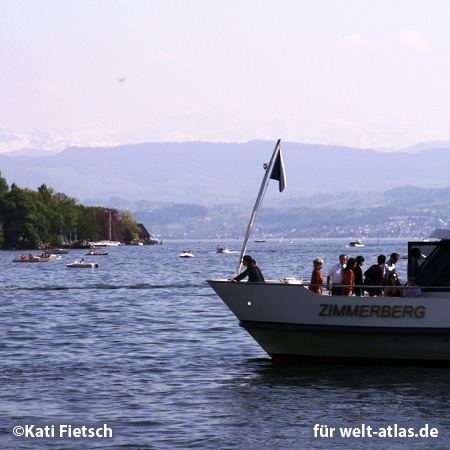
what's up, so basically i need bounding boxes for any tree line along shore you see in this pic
[0,172,142,250]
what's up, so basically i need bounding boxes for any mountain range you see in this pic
[1,140,450,207]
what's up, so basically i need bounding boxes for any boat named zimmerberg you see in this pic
[206,140,450,365]
[208,231,450,365]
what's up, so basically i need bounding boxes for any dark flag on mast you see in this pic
[236,140,286,275]
[269,149,286,192]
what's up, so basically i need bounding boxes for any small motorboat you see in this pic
[349,239,364,247]
[40,254,62,260]
[13,256,48,263]
[216,245,231,253]
[85,251,109,255]
[90,240,121,247]
[47,248,70,254]
[66,259,99,268]
[179,251,194,258]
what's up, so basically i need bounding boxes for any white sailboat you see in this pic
[92,211,122,247]
[254,227,266,243]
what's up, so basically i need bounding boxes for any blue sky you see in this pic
[1,0,450,151]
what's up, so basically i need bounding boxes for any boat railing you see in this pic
[301,282,450,294]
[304,282,450,289]
[211,280,450,292]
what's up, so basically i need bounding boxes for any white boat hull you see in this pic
[207,280,450,364]
[91,241,121,247]
[66,263,99,268]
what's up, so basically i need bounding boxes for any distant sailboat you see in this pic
[255,227,266,243]
[91,211,122,247]
[59,214,69,245]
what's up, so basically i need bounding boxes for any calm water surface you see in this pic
[0,239,449,449]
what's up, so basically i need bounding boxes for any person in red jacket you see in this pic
[342,258,357,296]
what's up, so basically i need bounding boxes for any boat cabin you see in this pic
[408,229,450,292]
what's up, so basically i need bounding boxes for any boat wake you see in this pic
[0,282,201,291]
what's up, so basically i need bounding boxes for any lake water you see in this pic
[1,238,449,449]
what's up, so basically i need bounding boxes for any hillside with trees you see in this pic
[0,172,142,250]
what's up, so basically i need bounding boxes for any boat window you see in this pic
[409,241,450,288]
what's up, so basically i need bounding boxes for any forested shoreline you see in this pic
[0,172,141,250]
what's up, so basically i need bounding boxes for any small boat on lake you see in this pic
[349,239,364,247]
[91,240,121,247]
[85,250,109,255]
[40,254,62,260]
[13,256,48,263]
[179,251,194,258]
[47,248,70,254]
[216,245,231,253]
[254,227,266,243]
[66,259,99,268]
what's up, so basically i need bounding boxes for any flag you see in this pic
[269,149,286,192]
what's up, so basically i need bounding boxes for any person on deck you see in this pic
[404,276,422,297]
[342,258,356,296]
[384,252,400,281]
[326,254,348,295]
[363,254,386,296]
[229,255,265,283]
[410,248,421,276]
[353,255,365,296]
[384,272,403,297]
[309,257,324,295]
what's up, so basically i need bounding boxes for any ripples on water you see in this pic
[0,239,449,449]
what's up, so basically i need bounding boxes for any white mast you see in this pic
[236,139,285,275]
[108,210,112,241]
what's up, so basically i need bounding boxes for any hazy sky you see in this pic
[2,0,450,150]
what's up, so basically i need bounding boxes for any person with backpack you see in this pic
[364,254,386,296]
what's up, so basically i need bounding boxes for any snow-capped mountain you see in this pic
[0,127,73,155]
